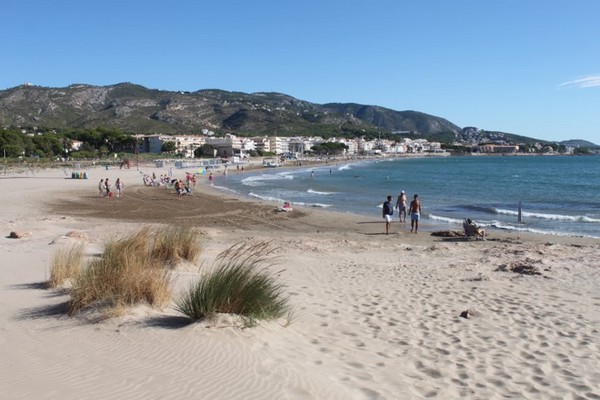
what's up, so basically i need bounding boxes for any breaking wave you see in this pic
[494,208,600,223]
[307,189,334,195]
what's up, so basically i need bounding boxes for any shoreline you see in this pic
[1,165,599,398]
[200,157,600,240]
[3,159,599,242]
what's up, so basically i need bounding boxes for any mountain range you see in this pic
[0,83,596,147]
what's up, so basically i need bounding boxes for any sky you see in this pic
[2,0,599,143]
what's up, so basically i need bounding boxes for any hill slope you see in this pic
[0,83,460,138]
[560,139,599,148]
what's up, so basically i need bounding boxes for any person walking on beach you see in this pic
[98,179,105,197]
[208,172,214,185]
[115,178,124,198]
[104,178,111,197]
[396,190,407,222]
[175,179,184,199]
[409,194,422,233]
[382,195,394,235]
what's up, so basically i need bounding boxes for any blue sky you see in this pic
[2,0,599,143]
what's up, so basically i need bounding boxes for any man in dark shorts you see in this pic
[409,194,422,233]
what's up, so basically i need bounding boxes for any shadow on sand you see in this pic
[140,315,192,329]
[16,301,71,321]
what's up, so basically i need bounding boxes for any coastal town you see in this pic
[87,132,587,161]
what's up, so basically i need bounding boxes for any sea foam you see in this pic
[494,208,600,223]
[242,173,294,187]
[307,189,334,196]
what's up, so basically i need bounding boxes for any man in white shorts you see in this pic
[382,195,394,235]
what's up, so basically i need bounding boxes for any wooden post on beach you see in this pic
[518,201,522,223]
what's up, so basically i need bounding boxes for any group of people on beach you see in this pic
[383,191,486,238]
[98,178,125,198]
[382,191,421,235]
[149,170,205,199]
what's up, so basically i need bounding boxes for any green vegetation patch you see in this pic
[175,241,291,324]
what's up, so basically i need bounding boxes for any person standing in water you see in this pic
[409,194,422,233]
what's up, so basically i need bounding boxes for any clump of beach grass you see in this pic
[151,225,201,265]
[175,241,291,325]
[68,227,171,316]
[48,243,86,288]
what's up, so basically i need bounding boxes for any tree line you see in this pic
[0,126,137,159]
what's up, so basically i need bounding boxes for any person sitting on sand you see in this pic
[276,201,293,212]
[466,218,486,240]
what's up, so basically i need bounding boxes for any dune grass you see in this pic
[67,227,172,316]
[150,225,201,265]
[47,243,86,288]
[175,241,291,324]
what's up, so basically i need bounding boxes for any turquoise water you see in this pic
[214,155,600,238]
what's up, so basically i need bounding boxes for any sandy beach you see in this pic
[1,163,599,399]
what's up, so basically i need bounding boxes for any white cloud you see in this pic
[560,75,600,88]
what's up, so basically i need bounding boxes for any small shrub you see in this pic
[48,243,86,288]
[68,229,171,316]
[151,225,201,265]
[175,241,290,323]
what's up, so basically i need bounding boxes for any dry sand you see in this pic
[1,164,599,399]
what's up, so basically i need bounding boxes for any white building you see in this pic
[268,136,291,155]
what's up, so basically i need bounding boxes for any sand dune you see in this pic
[1,165,599,399]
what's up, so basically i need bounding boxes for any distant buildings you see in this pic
[135,133,446,158]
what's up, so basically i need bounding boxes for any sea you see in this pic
[212,155,600,239]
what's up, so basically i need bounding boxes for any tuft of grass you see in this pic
[68,228,171,316]
[175,241,291,324]
[48,243,86,288]
[151,225,202,265]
